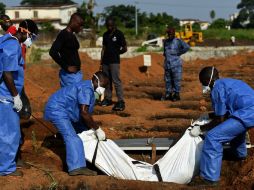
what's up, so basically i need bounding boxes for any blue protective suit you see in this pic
[0,34,24,175]
[59,69,83,87]
[0,49,2,80]
[44,80,95,171]
[200,78,254,181]
[163,38,189,94]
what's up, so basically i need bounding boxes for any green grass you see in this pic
[203,29,254,40]
[135,46,164,52]
[136,45,148,52]
[98,26,254,40]
[27,47,49,64]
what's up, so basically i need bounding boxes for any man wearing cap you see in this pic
[161,28,190,101]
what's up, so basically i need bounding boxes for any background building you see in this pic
[5,4,78,30]
[180,18,210,30]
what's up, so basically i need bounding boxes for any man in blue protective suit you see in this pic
[44,71,109,176]
[49,13,84,87]
[161,28,190,101]
[189,66,254,186]
[0,20,38,177]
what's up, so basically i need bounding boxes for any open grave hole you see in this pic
[149,112,200,120]
[145,91,163,100]
[124,92,150,99]
[93,109,131,117]
[123,125,146,132]
[169,101,200,110]
[130,82,164,88]
[148,125,186,133]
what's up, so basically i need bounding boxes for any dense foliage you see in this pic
[0,2,5,15]
[102,5,179,28]
[232,0,254,28]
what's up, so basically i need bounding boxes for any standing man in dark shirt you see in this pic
[49,13,84,87]
[100,17,127,111]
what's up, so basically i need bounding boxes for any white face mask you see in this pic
[94,92,100,100]
[96,86,105,95]
[202,85,211,94]
[23,34,32,48]
[94,74,105,96]
[202,67,214,95]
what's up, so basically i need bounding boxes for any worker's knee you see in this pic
[65,133,82,144]
[203,131,223,152]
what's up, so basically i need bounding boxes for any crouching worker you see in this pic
[189,66,254,186]
[44,71,109,176]
[0,20,38,177]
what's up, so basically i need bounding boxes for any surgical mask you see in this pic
[96,87,105,95]
[202,85,211,94]
[94,74,105,96]
[94,92,100,100]
[23,34,32,48]
[202,67,214,95]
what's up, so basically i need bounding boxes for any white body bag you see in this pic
[78,118,209,184]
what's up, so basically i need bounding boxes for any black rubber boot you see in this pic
[100,99,113,107]
[69,167,97,176]
[112,101,125,111]
[161,93,173,101]
[8,170,23,177]
[172,93,180,102]
[188,177,218,187]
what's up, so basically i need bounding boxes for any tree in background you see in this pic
[102,5,179,35]
[192,22,201,31]
[78,0,97,47]
[20,0,75,5]
[77,1,94,28]
[231,0,254,28]
[102,5,136,28]
[210,10,216,21]
[40,22,55,32]
[0,2,5,15]
[209,18,227,29]
[148,12,179,29]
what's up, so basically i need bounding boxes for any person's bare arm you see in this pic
[101,46,105,62]
[119,32,127,54]
[80,104,99,130]
[3,71,18,96]
[100,45,105,70]
[67,66,78,73]
[120,45,127,54]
